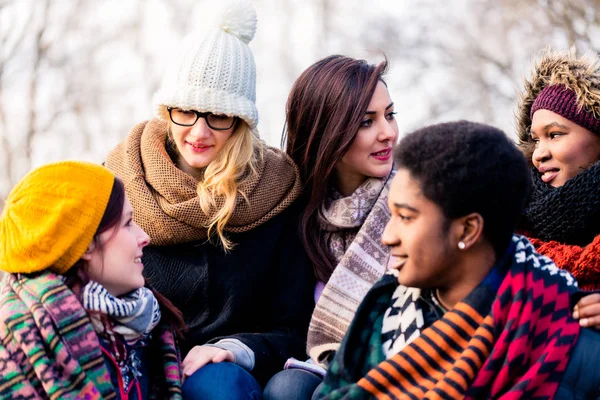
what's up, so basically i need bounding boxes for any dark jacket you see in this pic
[141,201,315,385]
[557,328,600,399]
[319,272,600,399]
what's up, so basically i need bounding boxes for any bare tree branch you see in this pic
[23,0,51,166]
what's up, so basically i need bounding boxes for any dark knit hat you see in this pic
[530,84,600,134]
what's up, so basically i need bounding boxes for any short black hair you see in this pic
[394,120,531,258]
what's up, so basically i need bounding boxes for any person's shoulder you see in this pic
[236,200,302,238]
[0,272,70,317]
[262,145,298,174]
[111,118,166,149]
[276,197,305,219]
[514,235,579,286]
[559,328,600,396]
[0,277,13,314]
[136,118,170,131]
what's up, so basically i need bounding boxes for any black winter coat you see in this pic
[141,202,315,385]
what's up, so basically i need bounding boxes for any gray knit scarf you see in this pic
[308,169,395,364]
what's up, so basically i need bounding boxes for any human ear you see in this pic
[80,240,97,261]
[454,213,484,251]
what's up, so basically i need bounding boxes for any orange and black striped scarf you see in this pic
[318,236,581,399]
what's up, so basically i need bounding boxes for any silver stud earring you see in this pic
[458,241,466,250]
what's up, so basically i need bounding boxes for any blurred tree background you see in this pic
[1,0,600,204]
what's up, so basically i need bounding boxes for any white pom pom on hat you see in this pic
[153,0,259,134]
[215,0,257,44]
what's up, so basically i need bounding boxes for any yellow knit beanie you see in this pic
[0,161,115,274]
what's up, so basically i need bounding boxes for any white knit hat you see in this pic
[153,0,259,132]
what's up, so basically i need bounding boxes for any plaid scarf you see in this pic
[0,272,183,399]
[318,235,581,399]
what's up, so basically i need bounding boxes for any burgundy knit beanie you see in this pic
[531,85,600,134]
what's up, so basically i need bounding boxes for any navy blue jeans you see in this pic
[181,362,263,400]
[263,369,323,400]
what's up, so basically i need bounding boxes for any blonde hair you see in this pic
[161,106,265,250]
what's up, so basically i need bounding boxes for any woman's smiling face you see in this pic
[169,110,236,177]
[334,81,399,195]
[83,197,150,297]
[531,109,600,187]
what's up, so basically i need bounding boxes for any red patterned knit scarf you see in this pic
[358,236,581,399]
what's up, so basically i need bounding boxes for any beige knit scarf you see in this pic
[105,119,302,246]
[307,169,395,364]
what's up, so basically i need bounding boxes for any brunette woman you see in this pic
[264,55,398,399]
[0,161,183,399]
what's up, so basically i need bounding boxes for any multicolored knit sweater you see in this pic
[0,271,182,399]
[317,235,586,399]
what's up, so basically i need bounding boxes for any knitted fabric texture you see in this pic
[526,236,600,291]
[0,161,114,274]
[520,164,600,289]
[82,282,161,347]
[522,164,600,246]
[318,235,581,399]
[531,85,600,133]
[0,272,183,400]
[308,169,394,364]
[0,272,115,399]
[105,119,301,246]
[153,0,259,132]
[380,284,423,359]
[82,282,161,391]
[319,177,387,262]
[516,49,600,164]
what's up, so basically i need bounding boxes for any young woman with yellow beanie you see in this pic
[0,161,184,399]
[104,1,314,398]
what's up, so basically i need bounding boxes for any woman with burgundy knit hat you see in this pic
[104,1,314,398]
[0,161,183,399]
[516,48,600,324]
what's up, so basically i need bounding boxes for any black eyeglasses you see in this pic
[167,107,238,130]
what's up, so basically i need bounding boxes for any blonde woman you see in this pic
[105,2,314,399]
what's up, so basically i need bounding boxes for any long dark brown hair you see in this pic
[284,55,388,283]
[65,177,186,331]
